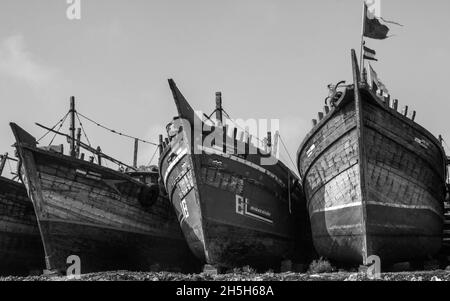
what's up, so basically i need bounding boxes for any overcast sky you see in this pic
[0,0,449,175]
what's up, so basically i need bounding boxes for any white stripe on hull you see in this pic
[199,145,285,187]
[311,200,442,218]
[311,201,362,214]
[163,148,188,187]
[327,224,362,230]
[366,201,442,217]
[162,145,286,189]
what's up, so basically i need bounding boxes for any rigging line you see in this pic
[7,159,13,174]
[219,108,299,174]
[442,138,450,183]
[77,112,158,146]
[278,134,298,175]
[37,112,70,142]
[146,147,159,167]
[75,112,92,147]
[48,113,69,146]
[221,109,268,146]
[443,138,450,153]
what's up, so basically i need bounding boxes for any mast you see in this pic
[133,138,138,168]
[359,1,367,80]
[69,96,76,157]
[158,134,164,155]
[352,49,369,264]
[215,92,223,125]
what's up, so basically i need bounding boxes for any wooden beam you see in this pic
[351,49,369,264]
[133,138,138,168]
[215,92,223,124]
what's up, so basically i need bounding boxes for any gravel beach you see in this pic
[1,269,450,281]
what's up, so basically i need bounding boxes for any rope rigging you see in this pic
[77,112,158,146]
[35,105,159,170]
[75,112,92,147]
[443,138,450,183]
[49,113,69,146]
[278,134,299,177]
[221,108,269,147]
[146,146,159,167]
[37,112,69,143]
[7,158,13,174]
[219,108,300,177]
[443,137,450,154]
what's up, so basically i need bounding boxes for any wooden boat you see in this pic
[0,154,44,275]
[10,99,200,274]
[297,50,448,265]
[159,79,311,271]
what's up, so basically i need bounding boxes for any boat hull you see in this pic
[0,177,44,275]
[298,86,446,264]
[36,219,194,272]
[160,136,310,271]
[12,124,201,274]
[159,79,311,270]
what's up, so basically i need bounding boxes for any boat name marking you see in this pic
[236,195,273,224]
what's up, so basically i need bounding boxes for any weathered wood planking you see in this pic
[158,79,312,271]
[0,176,44,275]
[297,52,447,265]
[11,123,201,274]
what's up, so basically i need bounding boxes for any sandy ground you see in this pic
[1,269,450,281]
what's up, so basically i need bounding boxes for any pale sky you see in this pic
[0,0,449,175]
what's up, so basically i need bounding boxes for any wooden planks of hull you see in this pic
[11,123,201,274]
[160,144,311,271]
[297,64,447,264]
[0,177,44,275]
[159,79,312,271]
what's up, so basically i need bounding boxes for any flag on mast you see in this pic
[369,64,389,94]
[363,0,390,40]
[363,46,377,61]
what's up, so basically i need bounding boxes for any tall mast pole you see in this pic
[352,48,369,264]
[359,1,367,81]
[70,96,76,157]
[133,138,139,168]
[215,92,223,125]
